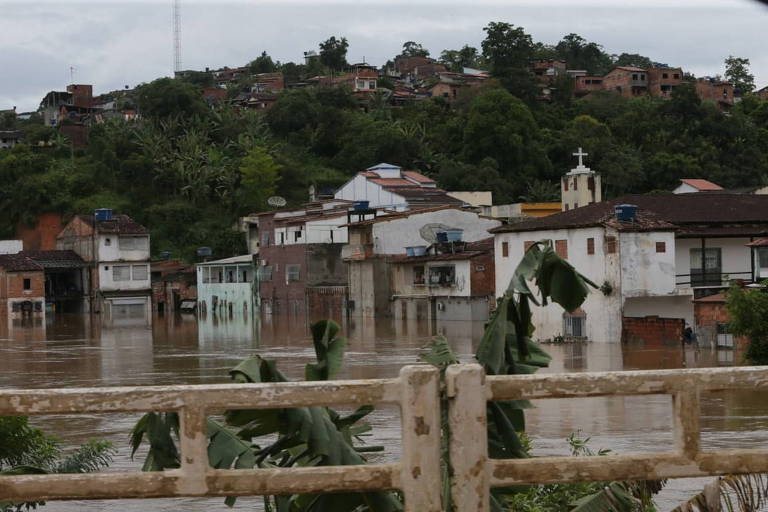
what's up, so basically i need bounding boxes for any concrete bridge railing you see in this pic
[2,364,768,511]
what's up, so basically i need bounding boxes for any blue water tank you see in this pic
[436,232,448,243]
[160,251,172,260]
[197,247,212,257]
[615,204,638,222]
[353,201,370,211]
[444,229,464,242]
[94,208,113,221]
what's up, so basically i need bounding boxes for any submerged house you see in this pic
[196,255,257,317]
[20,250,88,313]
[389,238,495,322]
[0,254,46,321]
[491,193,768,343]
[254,200,363,319]
[56,209,151,317]
[343,206,501,318]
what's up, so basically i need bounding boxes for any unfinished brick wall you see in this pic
[306,286,346,323]
[622,316,684,346]
[16,213,64,251]
[694,299,749,349]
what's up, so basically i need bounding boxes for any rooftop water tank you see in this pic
[614,204,638,222]
[353,201,370,211]
[443,229,464,242]
[94,208,113,221]
[197,247,212,258]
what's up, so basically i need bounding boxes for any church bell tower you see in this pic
[561,147,601,211]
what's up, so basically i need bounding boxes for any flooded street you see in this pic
[2,313,767,511]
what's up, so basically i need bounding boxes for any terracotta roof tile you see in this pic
[680,178,723,191]
[0,254,43,272]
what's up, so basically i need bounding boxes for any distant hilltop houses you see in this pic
[4,46,763,150]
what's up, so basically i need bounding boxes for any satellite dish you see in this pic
[419,223,455,244]
[267,196,287,208]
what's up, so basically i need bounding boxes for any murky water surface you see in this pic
[1,313,766,511]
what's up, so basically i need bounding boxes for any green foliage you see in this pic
[131,320,402,512]
[319,36,349,71]
[555,34,613,75]
[1,416,114,512]
[725,282,768,364]
[724,55,755,95]
[439,45,484,72]
[135,77,209,120]
[400,41,430,58]
[237,146,281,213]
[249,51,278,74]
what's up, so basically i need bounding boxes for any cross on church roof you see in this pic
[573,147,588,168]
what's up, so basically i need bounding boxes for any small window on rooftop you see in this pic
[105,238,111,246]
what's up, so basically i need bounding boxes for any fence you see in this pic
[2,364,768,511]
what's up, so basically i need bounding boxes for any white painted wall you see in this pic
[494,226,623,342]
[306,216,349,244]
[371,209,500,255]
[446,191,493,206]
[672,182,699,194]
[196,264,257,316]
[97,235,150,262]
[674,237,753,288]
[99,263,151,292]
[0,240,22,254]
[334,174,407,208]
[619,231,676,297]
[623,295,694,326]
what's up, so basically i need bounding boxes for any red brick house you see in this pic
[0,254,46,320]
[602,66,649,98]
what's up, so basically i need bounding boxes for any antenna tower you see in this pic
[173,0,181,73]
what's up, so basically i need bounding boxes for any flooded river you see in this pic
[1,312,767,511]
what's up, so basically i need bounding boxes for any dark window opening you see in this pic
[23,278,31,290]
[413,265,425,285]
[429,265,455,286]
[587,238,595,255]
[502,242,509,257]
[656,241,666,253]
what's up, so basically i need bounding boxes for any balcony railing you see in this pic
[3,365,768,510]
[675,270,753,287]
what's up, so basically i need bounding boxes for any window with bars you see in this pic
[555,240,568,260]
[113,265,131,281]
[258,266,273,281]
[132,265,148,281]
[413,265,425,285]
[690,248,722,286]
[286,264,301,282]
[604,236,617,254]
[119,236,149,251]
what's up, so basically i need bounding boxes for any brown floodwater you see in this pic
[1,312,767,511]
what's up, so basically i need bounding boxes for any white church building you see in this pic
[491,150,768,343]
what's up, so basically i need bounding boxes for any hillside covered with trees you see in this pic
[2,23,767,261]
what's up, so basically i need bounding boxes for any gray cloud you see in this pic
[1,0,767,111]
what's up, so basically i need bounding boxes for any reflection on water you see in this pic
[1,313,767,511]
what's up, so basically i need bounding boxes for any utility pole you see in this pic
[173,0,181,74]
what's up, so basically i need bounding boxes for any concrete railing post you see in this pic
[446,364,489,512]
[399,365,442,512]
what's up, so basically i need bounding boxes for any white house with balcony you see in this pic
[56,210,152,317]
[196,255,257,317]
[490,193,768,343]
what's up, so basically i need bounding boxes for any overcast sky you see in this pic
[2,0,767,112]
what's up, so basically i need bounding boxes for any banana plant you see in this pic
[130,320,401,512]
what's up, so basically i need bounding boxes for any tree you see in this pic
[248,51,277,74]
[481,22,539,100]
[439,45,483,72]
[613,52,654,69]
[726,283,768,364]
[462,88,551,192]
[1,415,114,511]
[237,147,281,213]
[135,78,209,120]
[178,70,214,88]
[481,22,534,73]
[401,41,430,58]
[319,36,349,71]
[554,33,612,75]
[725,55,755,95]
